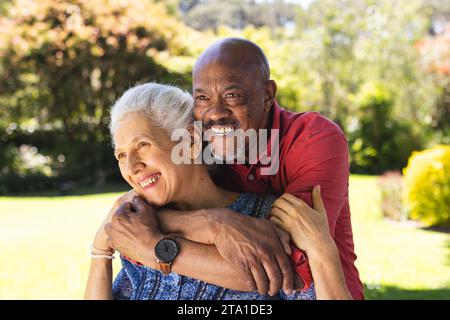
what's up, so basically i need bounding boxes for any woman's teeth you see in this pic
[139,174,161,187]
[211,127,234,136]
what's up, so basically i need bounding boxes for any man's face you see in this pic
[193,62,269,160]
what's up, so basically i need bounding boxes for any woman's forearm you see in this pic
[84,258,113,300]
[142,237,254,292]
[307,244,352,300]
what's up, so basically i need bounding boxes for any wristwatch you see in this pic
[154,236,179,276]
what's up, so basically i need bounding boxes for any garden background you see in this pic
[0,0,449,299]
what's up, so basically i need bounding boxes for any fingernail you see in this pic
[316,185,321,193]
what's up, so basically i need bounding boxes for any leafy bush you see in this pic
[403,145,450,227]
[378,171,407,221]
[349,82,423,174]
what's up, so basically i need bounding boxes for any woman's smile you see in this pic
[138,172,162,190]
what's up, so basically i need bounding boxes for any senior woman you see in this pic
[84,83,351,300]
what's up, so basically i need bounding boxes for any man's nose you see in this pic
[207,98,232,122]
[126,151,144,176]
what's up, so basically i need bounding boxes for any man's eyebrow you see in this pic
[224,85,243,91]
[194,85,243,93]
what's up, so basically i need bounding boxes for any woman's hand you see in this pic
[104,196,163,266]
[270,186,334,256]
[93,190,138,252]
[270,186,352,299]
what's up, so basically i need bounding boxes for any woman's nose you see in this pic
[126,152,144,176]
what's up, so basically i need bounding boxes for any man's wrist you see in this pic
[179,208,224,244]
[140,231,163,268]
[201,208,222,244]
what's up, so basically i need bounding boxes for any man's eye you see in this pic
[224,92,240,98]
[196,95,209,101]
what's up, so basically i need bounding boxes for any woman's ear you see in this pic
[186,123,202,161]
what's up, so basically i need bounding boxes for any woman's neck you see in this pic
[171,165,239,211]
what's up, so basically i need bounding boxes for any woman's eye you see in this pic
[138,141,150,149]
[117,153,126,160]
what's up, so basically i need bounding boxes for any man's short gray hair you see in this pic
[109,83,194,142]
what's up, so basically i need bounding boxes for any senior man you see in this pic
[106,38,364,300]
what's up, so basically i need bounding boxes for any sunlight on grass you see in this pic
[349,176,450,299]
[0,175,448,299]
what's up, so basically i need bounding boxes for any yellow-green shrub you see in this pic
[403,145,450,226]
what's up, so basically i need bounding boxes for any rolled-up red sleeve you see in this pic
[283,126,350,291]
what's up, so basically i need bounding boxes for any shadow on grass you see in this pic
[2,182,130,198]
[364,284,450,300]
[421,225,450,234]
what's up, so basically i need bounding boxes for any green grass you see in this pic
[349,176,449,299]
[0,175,448,299]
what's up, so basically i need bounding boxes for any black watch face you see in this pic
[155,239,178,263]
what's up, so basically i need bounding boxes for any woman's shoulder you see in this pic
[227,193,277,218]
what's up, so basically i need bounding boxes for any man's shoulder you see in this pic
[279,109,345,144]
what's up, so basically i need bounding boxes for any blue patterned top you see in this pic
[112,193,316,300]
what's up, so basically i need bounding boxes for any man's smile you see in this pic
[210,125,235,136]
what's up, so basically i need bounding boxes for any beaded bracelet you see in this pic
[89,244,115,255]
[91,253,115,260]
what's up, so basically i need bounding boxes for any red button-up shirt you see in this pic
[219,100,364,300]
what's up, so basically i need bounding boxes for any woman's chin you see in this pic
[142,194,167,208]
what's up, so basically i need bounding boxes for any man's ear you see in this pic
[186,123,202,161]
[264,80,277,112]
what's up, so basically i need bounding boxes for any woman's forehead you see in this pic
[113,114,168,149]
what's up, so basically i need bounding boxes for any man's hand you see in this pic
[213,209,295,296]
[104,196,162,266]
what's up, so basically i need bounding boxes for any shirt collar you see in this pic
[246,99,283,169]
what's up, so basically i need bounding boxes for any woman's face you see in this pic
[113,112,189,207]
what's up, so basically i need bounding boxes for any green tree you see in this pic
[0,0,195,192]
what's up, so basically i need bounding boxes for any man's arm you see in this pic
[284,126,349,236]
[142,236,258,291]
[271,189,352,299]
[106,198,296,295]
[279,124,350,292]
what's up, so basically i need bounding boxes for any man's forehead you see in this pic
[193,61,253,84]
[194,70,244,86]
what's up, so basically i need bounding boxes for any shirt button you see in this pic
[248,174,255,181]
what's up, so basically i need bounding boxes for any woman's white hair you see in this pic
[109,82,194,143]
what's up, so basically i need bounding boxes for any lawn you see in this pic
[0,175,448,299]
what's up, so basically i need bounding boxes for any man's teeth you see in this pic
[139,174,161,187]
[211,127,234,135]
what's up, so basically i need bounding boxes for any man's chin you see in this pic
[212,151,236,162]
[210,143,248,163]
